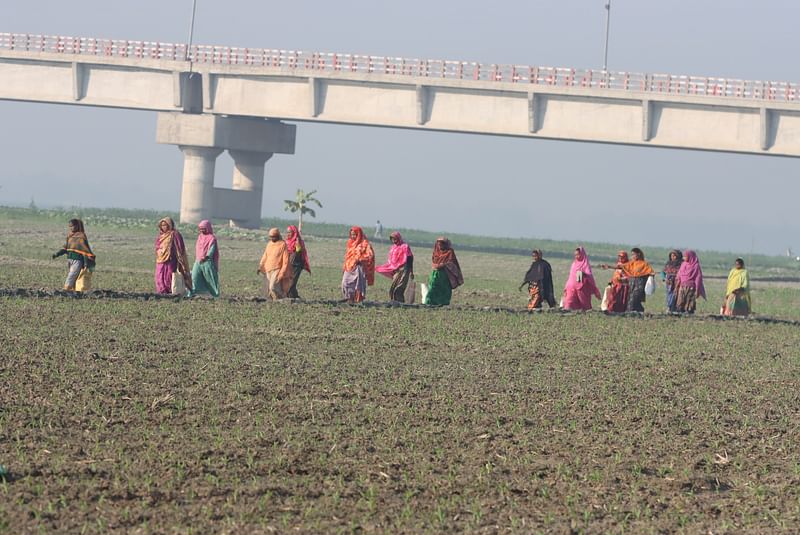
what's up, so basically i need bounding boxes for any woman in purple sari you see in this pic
[154,217,192,294]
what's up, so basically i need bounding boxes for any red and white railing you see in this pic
[2,32,798,102]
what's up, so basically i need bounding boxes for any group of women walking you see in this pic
[521,246,751,316]
[340,226,463,305]
[51,218,751,316]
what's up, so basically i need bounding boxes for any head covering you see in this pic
[285,225,310,273]
[376,232,413,277]
[726,264,750,297]
[343,226,375,285]
[620,248,655,278]
[432,237,464,289]
[65,218,96,269]
[664,249,683,273]
[524,250,547,284]
[676,250,705,299]
[565,246,600,298]
[268,227,281,239]
[195,220,219,270]
[156,217,176,264]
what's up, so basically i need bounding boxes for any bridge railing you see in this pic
[2,32,798,102]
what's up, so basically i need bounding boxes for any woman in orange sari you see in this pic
[619,247,655,312]
[341,226,375,303]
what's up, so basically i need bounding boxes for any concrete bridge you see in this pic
[3,33,800,227]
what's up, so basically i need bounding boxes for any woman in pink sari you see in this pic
[188,220,220,298]
[562,246,601,311]
[674,249,705,314]
[376,231,414,302]
[154,217,192,294]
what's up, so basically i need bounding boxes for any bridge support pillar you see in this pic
[157,112,296,228]
[178,146,223,224]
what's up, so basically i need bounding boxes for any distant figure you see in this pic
[561,246,601,311]
[674,250,705,314]
[188,220,220,298]
[258,228,290,300]
[424,237,463,306]
[376,231,414,302]
[618,247,655,312]
[662,249,683,312]
[722,258,751,316]
[155,217,192,295]
[52,218,95,292]
[285,225,310,299]
[374,220,383,240]
[342,226,375,303]
[519,249,556,310]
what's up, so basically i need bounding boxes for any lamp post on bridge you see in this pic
[602,0,612,72]
[183,0,202,113]
[186,0,198,66]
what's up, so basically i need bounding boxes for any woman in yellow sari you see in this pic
[723,258,751,316]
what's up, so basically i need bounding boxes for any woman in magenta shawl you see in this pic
[285,225,310,299]
[674,249,705,313]
[188,220,220,297]
[376,231,414,302]
[562,246,601,311]
[154,217,192,294]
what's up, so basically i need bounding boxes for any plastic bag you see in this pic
[171,272,186,296]
[75,268,93,293]
[644,275,656,296]
[420,282,429,304]
[404,277,416,304]
[600,286,611,311]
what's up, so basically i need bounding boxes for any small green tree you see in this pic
[283,189,322,231]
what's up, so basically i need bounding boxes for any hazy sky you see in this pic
[2,1,800,255]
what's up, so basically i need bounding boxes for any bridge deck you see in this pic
[2,32,800,157]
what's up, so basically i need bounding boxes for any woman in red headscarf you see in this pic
[341,226,375,303]
[188,219,220,298]
[285,224,310,299]
[423,237,463,306]
[562,246,601,311]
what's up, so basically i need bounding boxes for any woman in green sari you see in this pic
[188,220,220,297]
[423,237,463,305]
[722,258,750,316]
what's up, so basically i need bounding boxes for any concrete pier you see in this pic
[157,113,296,228]
[178,146,222,224]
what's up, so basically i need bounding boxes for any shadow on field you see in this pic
[2,287,798,327]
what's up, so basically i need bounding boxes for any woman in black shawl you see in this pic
[519,249,556,309]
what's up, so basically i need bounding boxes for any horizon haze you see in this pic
[2,1,800,255]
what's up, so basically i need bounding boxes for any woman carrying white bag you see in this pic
[617,247,656,312]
